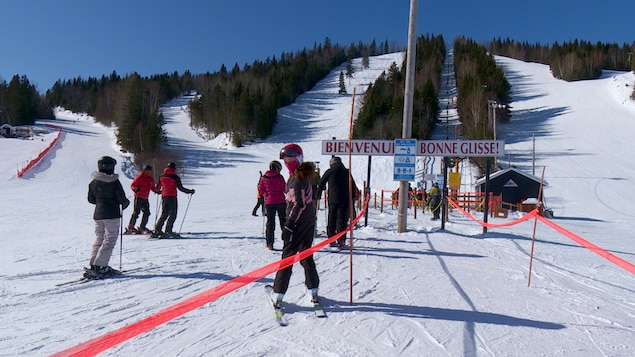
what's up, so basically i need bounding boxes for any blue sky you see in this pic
[2,0,633,92]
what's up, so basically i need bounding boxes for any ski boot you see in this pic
[310,288,320,304]
[138,227,153,234]
[310,288,326,317]
[271,292,284,310]
[125,226,138,234]
[161,231,181,239]
[150,230,164,238]
[83,265,120,279]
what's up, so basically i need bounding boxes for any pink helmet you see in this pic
[279,143,303,174]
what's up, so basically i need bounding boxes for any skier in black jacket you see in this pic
[317,156,359,247]
[85,156,129,278]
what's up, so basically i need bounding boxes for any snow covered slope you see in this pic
[0,53,633,356]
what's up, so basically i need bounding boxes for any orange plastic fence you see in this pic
[17,124,62,178]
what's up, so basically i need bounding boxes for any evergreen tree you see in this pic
[142,110,165,152]
[370,39,377,56]
[4,75,41,125]
[353,34,445,140]
[345,60,355,83]
[454,37,511,141]
[0,79,7,124]
[324,37,332,49]
[116,73,145,152]
[338,71,347,94]
[362,51,370,69]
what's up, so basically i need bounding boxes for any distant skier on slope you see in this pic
[152,162,195,238]
[85,156,129,279]
[127,165,159,234]
[251,171,265,217]
[428,182,442,220]
[270,144,321,309]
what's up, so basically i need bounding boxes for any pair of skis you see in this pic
[123,229,152,235]
[264,285,326,326]
[55,264,151,287]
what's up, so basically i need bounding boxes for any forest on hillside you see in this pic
[1,37,400,159]
[489,38,635,81]
[352,34,445,140]
[186,38,397,146]
[455,37,512,139]
[1,36,634,166]
[0,75,50,126]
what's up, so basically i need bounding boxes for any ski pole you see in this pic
[324,195,328,227]
[262,210,266,238]
[178,193,193,234]
[153,163,159,228]
[154,193,160,228]
[119,208,123,270]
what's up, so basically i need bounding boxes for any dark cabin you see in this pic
[475,168,546,205]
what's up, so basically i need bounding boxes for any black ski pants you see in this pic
[129,197,151,229]
[155,196,178,233]
[327,202,350,244]
[273,210,319,294]
[252,197,264,216]
[265,203,286,247]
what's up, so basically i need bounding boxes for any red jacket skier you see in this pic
[131,166,157,200]
[127,165,159,234]
[152,162,195,238]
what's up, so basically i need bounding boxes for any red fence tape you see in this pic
[52,196,370,357]
[447,197,539,228]
[447,197,635,275]
[534,215,635,275]
[17,124,62,178]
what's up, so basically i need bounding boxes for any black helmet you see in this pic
[269,160,282,172]
[329,156,342,167]
[98,156,116,174]
[143,165,152,172]
[167,162,176,169]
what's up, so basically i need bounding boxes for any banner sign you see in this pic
[322,139,505,157]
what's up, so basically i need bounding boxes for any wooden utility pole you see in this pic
[397,0,418,233]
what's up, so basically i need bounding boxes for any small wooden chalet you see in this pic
[475,168,546,207]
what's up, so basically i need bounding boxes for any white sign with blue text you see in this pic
[393,139,416,181]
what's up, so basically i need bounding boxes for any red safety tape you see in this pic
[52,196,369,357]
[534,215,635,274]
[447,197,539,228]
[447,197,635,275]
